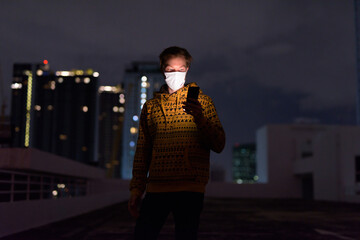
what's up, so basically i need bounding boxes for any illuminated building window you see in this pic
[133,115,139,121]
[119,107,125,113]
[56,71,74,77]
[75,77,81,83]
[47,105,54,111]
[140,99,146,104]
[113,106,119,112]
[141,76,147,81]
[82,106,88,112]
[11,83,22,89]
[113,125,119,131]
[59,134,67,140]
[36,70,43,76]
[93,72,99,77]
[81,146,87,152]
[15,127,20,132]
[50,81,56,90]
[34,105,41,111]
[141,93,147,99]
[120,98,125,104]
[129,141,135,147]
[130,127,138,134]
[84,77,90,84]
[141,82,147,88]
[141,88,146,93]
[75,70,84,75]
[58,77,64,83]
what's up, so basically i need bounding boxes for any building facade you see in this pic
[121,62,163,179]
[98,85,125,178]
[233,143,257,184]
[11,62,99,165]
[256,124,360,202]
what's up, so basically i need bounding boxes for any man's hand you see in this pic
[128,194,141,219]
[182,98,205,123]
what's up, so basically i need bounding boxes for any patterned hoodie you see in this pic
[129,82,225,197]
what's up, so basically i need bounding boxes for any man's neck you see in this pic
[168,85,184,95]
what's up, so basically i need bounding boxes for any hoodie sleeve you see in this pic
[129,102,152,197]
[195,97,226,153]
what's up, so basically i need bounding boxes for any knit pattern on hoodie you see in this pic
[129,82,225,197]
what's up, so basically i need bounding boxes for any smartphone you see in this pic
[187,87,199,101]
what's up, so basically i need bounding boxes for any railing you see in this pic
[0,169,88,203]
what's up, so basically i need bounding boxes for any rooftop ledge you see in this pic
[0,148,106,179]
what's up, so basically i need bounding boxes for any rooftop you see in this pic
[2,197,359,240]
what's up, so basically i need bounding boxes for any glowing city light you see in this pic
[24,71,33,147]
[130,127,138,134]
[36,69,43,76]
[43,60,48,65]
[11,83,22,89]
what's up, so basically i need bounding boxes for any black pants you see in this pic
[134,191,204,240]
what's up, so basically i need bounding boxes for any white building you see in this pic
[256,124,360,203]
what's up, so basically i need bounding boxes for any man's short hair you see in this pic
[159,46,193,71]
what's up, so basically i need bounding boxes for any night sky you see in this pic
[0,0,357,181]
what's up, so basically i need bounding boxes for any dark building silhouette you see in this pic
[11,63,38,148]
[355,0,360,125]
[233,143,257,183]
[98,85,125,178]
[11,62,99,165]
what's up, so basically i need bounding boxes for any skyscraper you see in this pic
[11,63,41,148]
[11,62,99,165]
[98,85,125,178]
[233,143,257,184]
[51,69,98,164]
[121,62,163,179]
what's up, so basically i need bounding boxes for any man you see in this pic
[128,46,225,240]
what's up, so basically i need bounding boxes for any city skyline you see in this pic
[0,0,357,181]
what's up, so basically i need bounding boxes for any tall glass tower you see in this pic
[121,62,163,179]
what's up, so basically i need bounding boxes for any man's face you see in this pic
[164,56,189,73]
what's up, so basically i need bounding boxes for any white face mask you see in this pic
[164,71,187,92]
